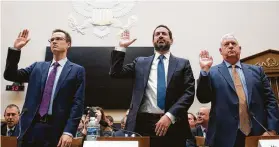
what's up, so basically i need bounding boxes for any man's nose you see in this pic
[228,43,234,48]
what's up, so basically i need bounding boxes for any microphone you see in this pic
[99,120,142,137]
[249,112,271,136]
[112,127,142,137]
[17,108,28,147]
[17,108,28,139]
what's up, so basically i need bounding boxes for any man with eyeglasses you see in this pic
[4,29,85,147]
[1,104,20,136]
[191,107,210,138]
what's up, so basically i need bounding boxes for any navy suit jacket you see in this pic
[4,48,85,142]
[197,61,279,147]
[109,50,195,138]
[191,125,203,137]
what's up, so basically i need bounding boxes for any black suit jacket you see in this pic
[191,125,204,137]
[109,50,195,138]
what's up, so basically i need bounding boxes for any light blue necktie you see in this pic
[157,55,166,110]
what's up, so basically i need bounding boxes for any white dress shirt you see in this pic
[200,125,207,138]
[115,47,175,123]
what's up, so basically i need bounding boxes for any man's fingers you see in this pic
[209,56,213,61]
[127,38,137,46]
[163,129,167,136]
[25,29,29,38]
[26,38,31,44]
[61,139,66,147]
[57,138,62,147]
[18,32,22,38]
[65,141,71,147]
[22,29,27,38]
[155,123,159,133]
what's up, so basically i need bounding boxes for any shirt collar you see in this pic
[200,125,206,132]
[154,50,171,61]
[51,57,68,67]
[7,126,15,131]
[224,60,242,69]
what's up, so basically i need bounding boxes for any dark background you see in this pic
[45,47,153,109]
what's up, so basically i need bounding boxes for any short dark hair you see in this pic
[152,25,173,41]
[4,104,20,115]
[106,115,114,123]
[52,29,72,45]
[188,112,197,121]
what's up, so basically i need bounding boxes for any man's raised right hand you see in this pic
[119,30,136,48]
[14,29,30,50]
[199,50,213,72]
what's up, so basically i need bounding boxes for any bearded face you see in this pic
[153,27,173,52]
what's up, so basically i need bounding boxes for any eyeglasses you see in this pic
[196,112,206,116]
[5,113,18,117]
[48,37,66,43]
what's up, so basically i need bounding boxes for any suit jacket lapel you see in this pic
[167,54,178,87]
[218,62,236,93]
[241,64,253,104]
[197,126,203,136]
[143,55,154,89]
[53,60,73,99]
[40,61,51,93]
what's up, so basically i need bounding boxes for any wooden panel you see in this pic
[1,136,17,147]
[241,49,279,103]
[242,52,279,77]
[269,77,279,101]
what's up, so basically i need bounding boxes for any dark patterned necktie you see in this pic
[7,129,13,136]
[38,62,59,117]
[157,55,166,109]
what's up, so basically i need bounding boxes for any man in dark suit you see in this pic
[4,29,85,147]
[1,104,20,136]
[197,33,279,147]
[191,107,210,138]
[110,25,196,146]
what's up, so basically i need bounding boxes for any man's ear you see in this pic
[170,39,173,45]
[219,48,222,55]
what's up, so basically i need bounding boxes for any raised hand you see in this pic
[119,30,136,48]
[199,50,213,72]
[14,29,31,50]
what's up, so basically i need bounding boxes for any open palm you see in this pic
[199,50,213,71]
[14,29,30,50]
[119,30,136,48]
